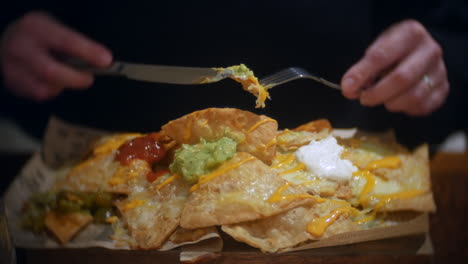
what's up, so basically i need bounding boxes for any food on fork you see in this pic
[20,108,435,252]
[203,64,270,108]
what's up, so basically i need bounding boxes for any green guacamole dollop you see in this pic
[231,64,254,79]
[170,137,237,184]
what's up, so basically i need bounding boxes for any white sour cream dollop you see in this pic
[295,135,357,182]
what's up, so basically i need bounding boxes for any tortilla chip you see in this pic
[347,143,435,213]
[161,108,278,164]
[58,134,151,194]
[45,211,93,244]
[276,129,330,152]
[180,152,316,229]
[115,175,189,249]
[168,226,216,245]
[293,119,332,133]
[222,200,358,253]
[372,145,435,212]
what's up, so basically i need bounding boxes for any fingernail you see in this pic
[342,77,360,99]
[98,51,113,66]
[342,77,356,90]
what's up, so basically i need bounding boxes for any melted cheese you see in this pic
[190,156,255,192]
[353,170,376,204]
[246,118,275,133]
[232,76,269,108]
[365,156,401,170]
[156,174,180,190]
[354,214,376,225]
[355,189,427,224]
[93,133,141,155]
[264,138,277,149]
[108,160,149,186]
[268,182,325,203]
[307,206,357,237]
[108,176,125,186]
[372,189,426,211]
[123,200,145,211]
[353,156,403,206]
[271,153,295,169]
[278,162,306,176]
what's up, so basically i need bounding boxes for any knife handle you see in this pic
[61,56,123,76]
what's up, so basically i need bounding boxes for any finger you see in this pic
[360,39,442,106]
[14,44,95,89]
[3,60,53,101]
[384,60,446,113]
[407,80,449,116]
[341,20,427,99]
[23,12,112,67]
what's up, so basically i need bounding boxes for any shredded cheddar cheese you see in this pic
[271,153,296,169]
[189,156,256,192]
[123,200,145,211]
[203,64,270,108]
[278,162,306,176]
[246,118,276,134]
[156,174,180,190]
[93,133,141,156]
[108,176,125,186]
[268,182,325,203]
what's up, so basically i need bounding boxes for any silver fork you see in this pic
[259,67,341,90]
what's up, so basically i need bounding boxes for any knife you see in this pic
[66,59,232,85]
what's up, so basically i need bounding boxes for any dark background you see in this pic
[0,0,467,148]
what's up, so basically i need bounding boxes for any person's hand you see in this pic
[341,20,449,116]
[0,11,112,101]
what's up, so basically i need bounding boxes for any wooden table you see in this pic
[2,152,467,264]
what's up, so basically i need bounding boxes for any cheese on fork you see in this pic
[203,64,270,108]
[295,136,357,182]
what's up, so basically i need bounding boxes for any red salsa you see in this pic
[116,133,166,166]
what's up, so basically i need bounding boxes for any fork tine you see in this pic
[259,68,297,86]
[259,67,341,90]
[260,67,302,87]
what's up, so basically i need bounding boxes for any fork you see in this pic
[259,67,341,90]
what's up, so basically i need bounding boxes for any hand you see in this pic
[0,11,112,101]
[341,20,449,116]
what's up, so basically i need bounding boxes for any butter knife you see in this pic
[67,59,232,85]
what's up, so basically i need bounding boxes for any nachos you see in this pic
[21,108,435,252]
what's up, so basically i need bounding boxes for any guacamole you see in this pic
[229,64,254,79]
[170,137,237,184]
[22,191,116,232]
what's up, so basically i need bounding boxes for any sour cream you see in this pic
[295,135,357,182]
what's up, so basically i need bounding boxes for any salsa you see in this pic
[116,133,166,165]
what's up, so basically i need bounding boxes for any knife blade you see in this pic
[67,59,227,85]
